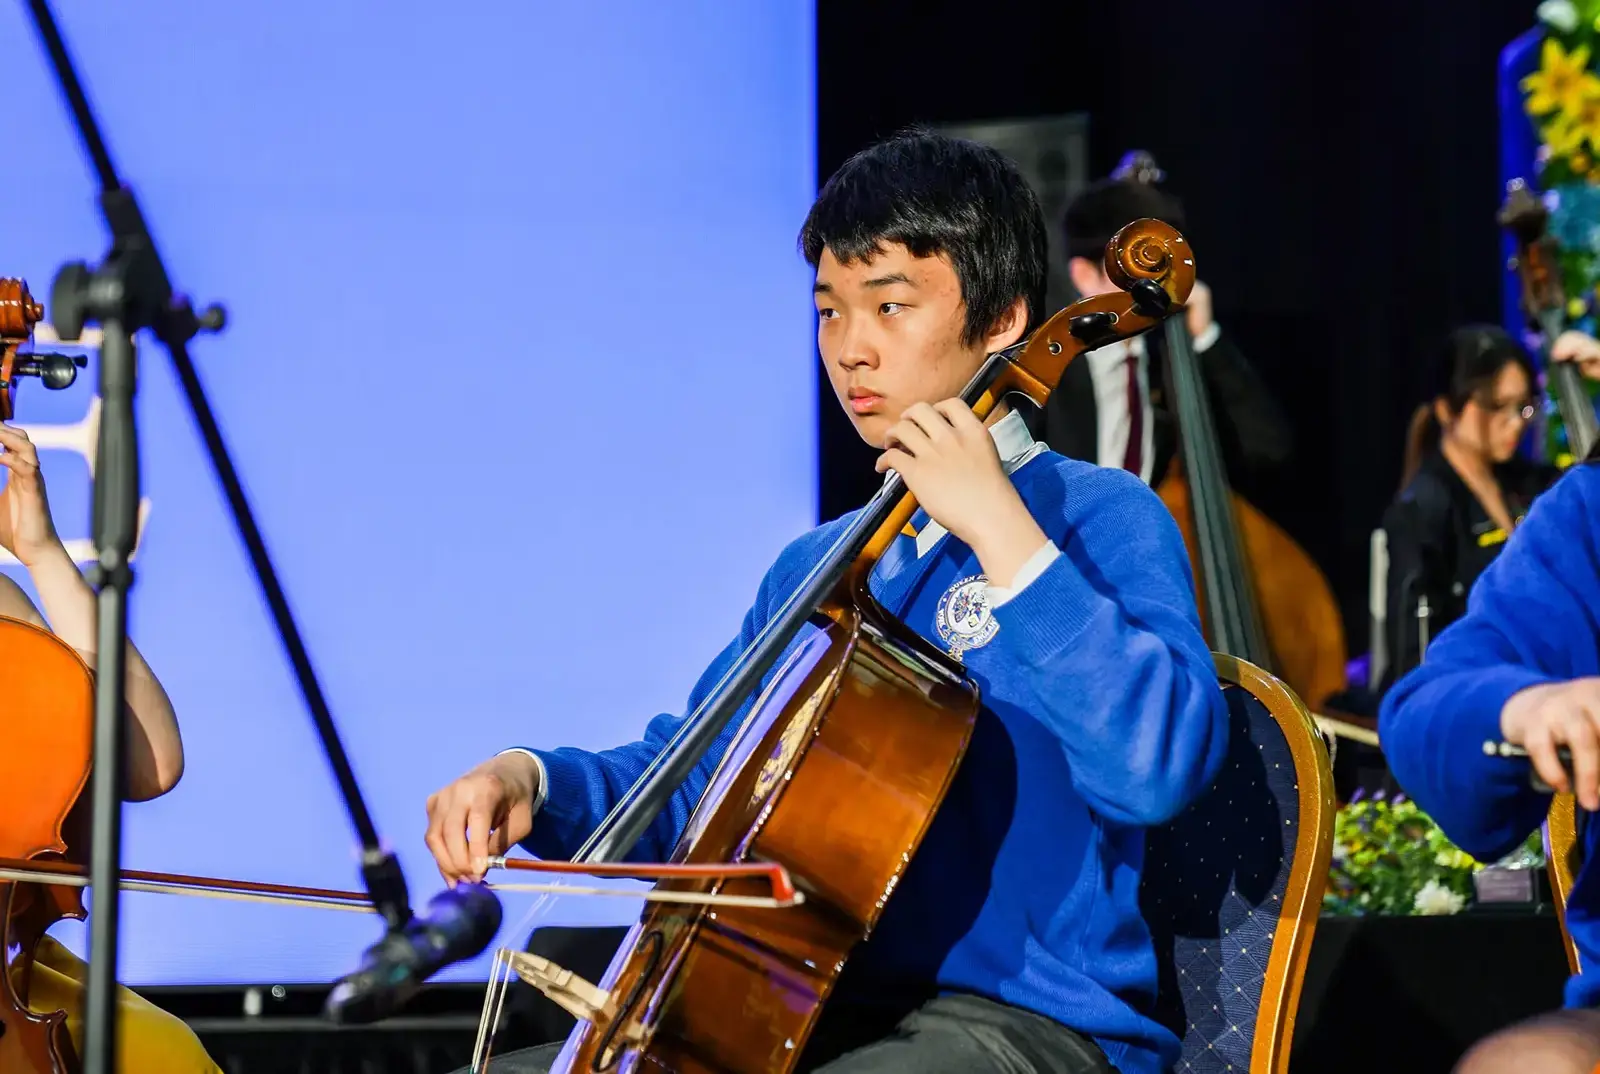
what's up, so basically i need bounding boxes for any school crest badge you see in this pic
[935,574,997,660]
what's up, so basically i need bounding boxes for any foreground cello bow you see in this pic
[474,219,1196,1074]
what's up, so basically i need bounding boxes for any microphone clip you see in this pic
[360,847,413,932]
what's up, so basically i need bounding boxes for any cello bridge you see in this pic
[506,951,644,1044]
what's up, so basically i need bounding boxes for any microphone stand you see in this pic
[23,5,414,1072]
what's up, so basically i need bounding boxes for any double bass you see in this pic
[465,219,1197,1073]
[0,277,802,1073]
[1499,177,1600,463]
[1112,152,1348,711]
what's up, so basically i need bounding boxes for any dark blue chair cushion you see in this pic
[1138,683,1299,1073]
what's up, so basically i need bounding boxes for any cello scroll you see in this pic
[0,277,87,424]
[998,217,1194,408]
[0,278,46,422]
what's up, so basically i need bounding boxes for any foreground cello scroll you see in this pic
[470,219,1196,1074]
[0,278,86,423]
[0,278,47,421]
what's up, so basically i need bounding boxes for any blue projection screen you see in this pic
[0,1,816,984]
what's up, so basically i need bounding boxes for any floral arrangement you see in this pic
[1521,1,1600,458]
[1324,795,1544,916]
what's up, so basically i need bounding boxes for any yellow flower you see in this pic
[1570,91,1600,151]
[1546,113,1590,157]
[1571,297,1589,319]
[1523,38,1600,117]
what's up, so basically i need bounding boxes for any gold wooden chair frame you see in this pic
[1213,653,1337,1073]
[1546,793,1582,974]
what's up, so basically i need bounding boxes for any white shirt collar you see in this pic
[988,408,1040,471]
[913,409,1046,558]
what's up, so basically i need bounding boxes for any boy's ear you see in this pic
[982,296,1030,354]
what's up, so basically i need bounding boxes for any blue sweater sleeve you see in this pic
[1378,468,1600,862]
[990,466,1228,826]
[518,534,823,864]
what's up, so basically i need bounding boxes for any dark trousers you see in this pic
[459,927,1114,1074]
[463,992,1114,1073]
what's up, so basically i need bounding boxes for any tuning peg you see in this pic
[14,352,88,390]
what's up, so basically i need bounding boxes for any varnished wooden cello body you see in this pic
[471,220,1197,1074]
[1111,153,1348,710]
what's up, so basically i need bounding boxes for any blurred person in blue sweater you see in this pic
[426,130,1228,1074]
[1380,344,1600,1074]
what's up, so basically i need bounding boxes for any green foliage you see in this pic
[1324,797,1544,916]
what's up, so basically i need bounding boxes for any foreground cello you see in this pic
[0,277,797,1074]
[1110,152,1347,710]
[0,276,94,1074]
[468,219,1195,1074]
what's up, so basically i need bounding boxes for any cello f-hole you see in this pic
[593,927,664,1073]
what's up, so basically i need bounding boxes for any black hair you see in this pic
[1400,324,1538,486]
[1062,177,1186,264]
[799,128,1048,346]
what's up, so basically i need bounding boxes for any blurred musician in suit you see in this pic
[1038,168,1292,486]
[1379,325,1600,695]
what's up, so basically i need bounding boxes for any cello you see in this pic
[464,219,1196,1073]
[1498,177,1600,463]
[0,276,802,1074]
[1111,152,1348,711]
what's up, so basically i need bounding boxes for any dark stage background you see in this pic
[814,0,1539,655]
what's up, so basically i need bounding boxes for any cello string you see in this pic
[485,948,519,1070]
[472,877,575,1071]
[472,947,512,1072]
[487,883,793,908]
